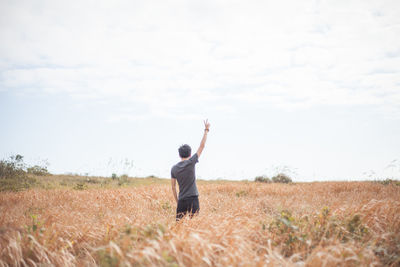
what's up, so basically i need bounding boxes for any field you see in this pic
[0,176,399,266]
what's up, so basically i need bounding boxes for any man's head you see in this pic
[178,144,191,159]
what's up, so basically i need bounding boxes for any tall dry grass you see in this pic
[0,181,399,266]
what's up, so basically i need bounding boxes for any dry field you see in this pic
[0,180,399,266]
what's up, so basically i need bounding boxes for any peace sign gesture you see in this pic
[204,119,210,131]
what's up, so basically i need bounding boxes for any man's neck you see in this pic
[181,156,190,161]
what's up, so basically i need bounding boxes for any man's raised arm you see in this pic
[196,119,210,158]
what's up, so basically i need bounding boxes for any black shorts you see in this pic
[176,196,199,221]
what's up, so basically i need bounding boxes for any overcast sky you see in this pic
[1,0,400,181]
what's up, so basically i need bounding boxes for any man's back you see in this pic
[171,153,199,200]
[170,119,210,221]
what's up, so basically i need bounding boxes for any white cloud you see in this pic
[1,0,400,120]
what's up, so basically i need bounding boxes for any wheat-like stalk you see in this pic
[0,181,399,266]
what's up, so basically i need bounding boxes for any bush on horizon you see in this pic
[0,155,36,191]
[272,173,292,183]
[255,173,292,183]
[254,175,271,183]
[27,165,49,176]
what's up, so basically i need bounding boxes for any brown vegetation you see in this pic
[0,180,399,266]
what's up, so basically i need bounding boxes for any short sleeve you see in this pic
[189,153,199,164]
[171,168,176,178]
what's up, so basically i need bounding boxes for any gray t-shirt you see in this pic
[171,153,199,200]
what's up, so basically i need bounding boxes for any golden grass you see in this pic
[0,181,399,266]
[26,174,170,190]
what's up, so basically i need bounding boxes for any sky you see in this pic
[1,0,400,181]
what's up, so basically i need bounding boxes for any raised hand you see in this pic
[204,119,210,131]
[198,119,210,157]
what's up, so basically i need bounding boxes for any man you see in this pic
[171,119,210,221]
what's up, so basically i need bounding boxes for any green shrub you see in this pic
[0,155,36,191]
[97,249,119,267]
[266,207,370,257]
[27,165,49,176]
[255,175,271,183]
[73,182,87,190]
[235,190,248,197]
[0,154,25,179]
[272,173,292,183]
[118,174,129,186]
[375,179,400,186]
[0,176,36,191]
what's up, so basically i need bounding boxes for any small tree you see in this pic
[0,155,36,191]
[27,165,49,176]
[0,154,26,179]
[272,173,292,183]
[118,174,129,186]
[255,175,271,183]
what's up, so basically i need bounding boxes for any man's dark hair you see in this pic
[178,144,191,158]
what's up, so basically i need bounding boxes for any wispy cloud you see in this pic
[1,0,400,120]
